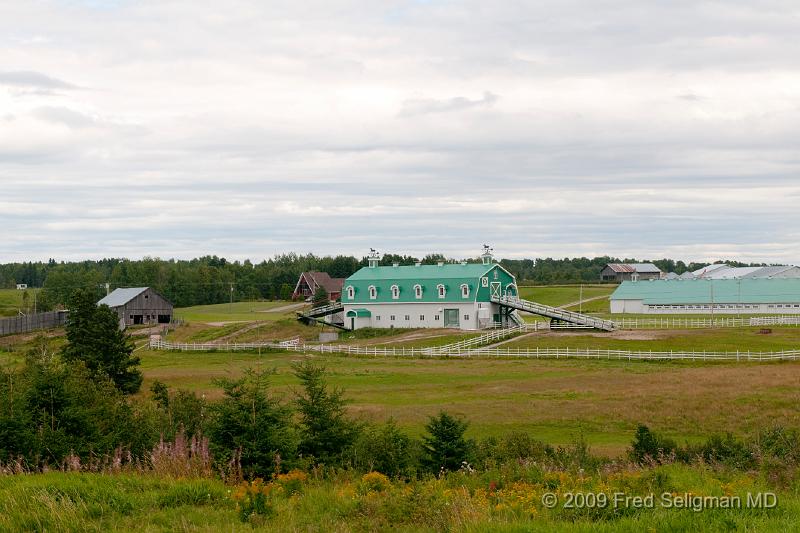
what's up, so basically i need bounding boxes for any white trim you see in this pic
[414,284,423,299]
[391,284,400,299]
[460,283,470,298]
[368,285,377,300]
[346,285,354,299]
[437,284,446,298]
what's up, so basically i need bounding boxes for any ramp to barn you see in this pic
[492,295,616,331]
[296,302,349,330]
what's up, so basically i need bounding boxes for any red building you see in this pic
[292,271,345,301]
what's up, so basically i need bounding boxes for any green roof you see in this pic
[343,263,517,304]
[345,308,371,317]
[611,279,800,304]
[348,263,493,280]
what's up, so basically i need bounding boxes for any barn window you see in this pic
[419,315,425,320]
[481,277,488,287]
[346,286,354,299]
[390,315,396,321]
[404,315,410,321]
[435,314,440,320]
[437,284,446,298]
[414,284,423,299]
[460,284,470,298]
[391,285,400,299]
[463,314,469,320]
[368,285,377,299]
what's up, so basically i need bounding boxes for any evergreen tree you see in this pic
[207,369,297,477]
[312,285,329,308]
[293,361,360,465]
[61,290,142,394]
[422,411,472,473]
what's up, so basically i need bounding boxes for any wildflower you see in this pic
[360,471,392,493]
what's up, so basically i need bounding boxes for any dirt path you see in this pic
[210,321,269,344]
[257,302,306,314]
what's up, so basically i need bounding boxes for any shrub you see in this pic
[475,432,551,468]
[359,471,392,493]
[628,424,678,464]
[347,419,419,478]
[274,469,308,495]
[231,478,280,523]
[694,433,755,469]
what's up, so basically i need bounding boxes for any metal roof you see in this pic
[742,266,800,279]
[348,263,496,281]
[700,266,761,279]
[97,287,148,307]
[611,279,800,304]
[345,308,371,317]
[692,265,800,280]
[606,263,661,274]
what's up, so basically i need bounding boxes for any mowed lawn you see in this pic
[139,326,800,456]
[517,284,617,307]
[174,300,301,323]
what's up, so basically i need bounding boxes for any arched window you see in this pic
[505,283,518,298]
[368,285,377,299]
[460,284,470,298]
[437,284,446,298]
[391,284,400,299]
[346,286,354,299]
[414,284,423,299]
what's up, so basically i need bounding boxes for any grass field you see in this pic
[4,466,799,532]
[518,285,617,307]
[0,288,40,317]
[174,300,300,323]
[136,327,800,456]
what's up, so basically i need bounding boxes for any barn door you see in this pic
[490,282,501,299]
[444,309,459,328]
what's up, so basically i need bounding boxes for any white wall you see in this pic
[344,302,490,330]
[611,300,800,314]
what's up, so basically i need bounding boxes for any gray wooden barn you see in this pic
[98,287,173,327]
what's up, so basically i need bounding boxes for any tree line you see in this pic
[0,254,776,310]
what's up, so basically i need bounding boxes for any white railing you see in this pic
[493,295,616,331]
[615,316,800,330]
[430,324,535,353]
[149,338,800,362]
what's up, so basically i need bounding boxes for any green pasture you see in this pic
[174,300,300,323]
[518,285,617,307]
[138,324,800,456]
[0,288,40,317]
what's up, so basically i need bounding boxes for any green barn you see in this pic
[341,251,520,330]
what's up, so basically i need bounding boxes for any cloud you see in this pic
[0,70,77,90]
[1,1,800,263]
[399,91,499,117]
[32,106,95,128]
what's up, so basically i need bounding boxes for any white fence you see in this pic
[149,338,800,362]
[614,316,800,330]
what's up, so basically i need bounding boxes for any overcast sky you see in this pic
[2,1,800,264]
